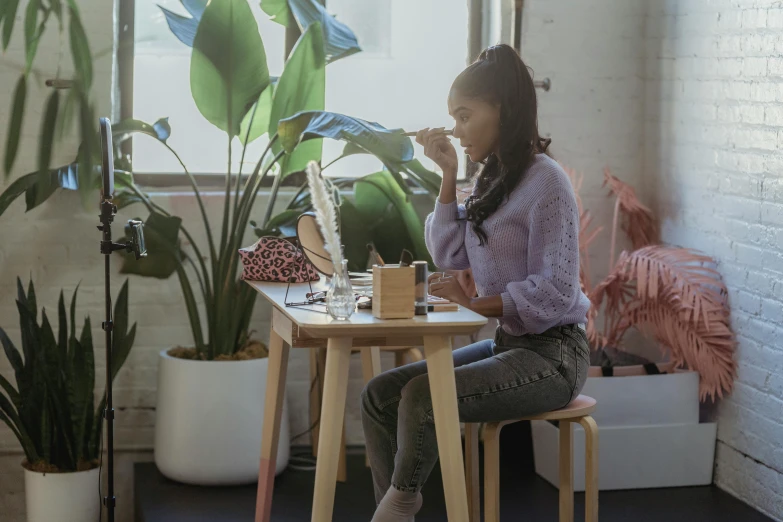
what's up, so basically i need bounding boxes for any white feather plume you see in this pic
[306,161,344,269]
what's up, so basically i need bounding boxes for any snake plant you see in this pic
[0,277,136,472]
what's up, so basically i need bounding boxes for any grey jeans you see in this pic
[360,323,590,502]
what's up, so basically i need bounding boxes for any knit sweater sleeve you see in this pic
[500,180,582,334]
[424,199,471,270]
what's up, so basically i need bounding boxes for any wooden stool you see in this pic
[466,395,599,522]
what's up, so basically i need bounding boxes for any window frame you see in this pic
[118,0,484,187]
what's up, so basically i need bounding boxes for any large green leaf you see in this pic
[160,7,199,47]
[190,0,270,136]
[68,330,92,461]
[278,111,414,171]
[5,75,27,178]
[260,0,290,26]
[24,164,78,212]
[68,3,92,89]
[353,172,433,269]
[120,212,183,279]
[38,90,60,177]
[338,199,373,271]
[24,0,42,72]
[112,118,170,145]
[261,0,360,63]
[269,23,325,176]
[38,309,75,468]
[401,159,441,195]
[336,144,441,196]
[265,208,302,230]
[0,328,25,403]
[109,280,135,382]
[57,291,67,362]
[239,82,274,145]
[160,0,208,47]
[1,0,20,50]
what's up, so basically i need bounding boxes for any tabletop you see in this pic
[246,280,488,338]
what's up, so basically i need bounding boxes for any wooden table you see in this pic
[247,280,487,522]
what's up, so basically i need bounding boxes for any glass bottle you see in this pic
[326,259,355,320]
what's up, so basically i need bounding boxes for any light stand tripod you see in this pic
[98,117,146,521]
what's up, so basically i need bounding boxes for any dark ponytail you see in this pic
[451,44,550,246]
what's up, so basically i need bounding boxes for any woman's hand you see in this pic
[429,274,471,308]
[416,128,458,178]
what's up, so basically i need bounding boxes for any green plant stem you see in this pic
[320,153,346,171]
[238,133,278,213]
[261,170,283,229]
[163,142,217,274]
[219,135,233,261]
[232,103,260,225]
[219,150,286,342]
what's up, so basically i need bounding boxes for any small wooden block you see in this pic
[372,265,415,319]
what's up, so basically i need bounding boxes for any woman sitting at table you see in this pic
[360,44,591,522]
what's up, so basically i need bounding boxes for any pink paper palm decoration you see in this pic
[566,165,737,401]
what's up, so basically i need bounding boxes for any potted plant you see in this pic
[1,0,440,486]
[0,278,136,522]
[531,167,737,491]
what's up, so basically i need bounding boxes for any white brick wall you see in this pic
[645,1,783,520]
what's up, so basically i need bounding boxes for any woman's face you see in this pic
[447,90,501,163]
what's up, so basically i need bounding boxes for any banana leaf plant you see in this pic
[1,0,441,361]
[0,277,136,472]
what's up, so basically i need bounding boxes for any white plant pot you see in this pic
[24,466,101,522]
[154,350,290,485]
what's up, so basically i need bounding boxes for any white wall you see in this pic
[519,0,660,361]
[645,1,783,519]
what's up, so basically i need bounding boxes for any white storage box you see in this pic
[532,420,717,491]
[580,368,700,426]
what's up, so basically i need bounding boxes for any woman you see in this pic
[360,44,591,521]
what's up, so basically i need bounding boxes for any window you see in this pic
[128,1,469,180]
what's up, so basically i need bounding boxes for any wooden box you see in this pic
[372,265,415,319]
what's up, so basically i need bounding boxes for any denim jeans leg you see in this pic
[360,340,495,503]
[389,328,586,493]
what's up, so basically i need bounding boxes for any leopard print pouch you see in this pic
[238,237,320,282]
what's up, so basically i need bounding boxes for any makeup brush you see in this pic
[403,129,453,137]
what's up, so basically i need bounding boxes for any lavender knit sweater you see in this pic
[425,154,590,336]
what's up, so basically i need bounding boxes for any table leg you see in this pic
[337,421,348,483]
[361,346,382,382]
[423,335,469,522]
[311,337,353,522]
[310,348,327,457]
[254,329,290,522]
[361,347,382,467]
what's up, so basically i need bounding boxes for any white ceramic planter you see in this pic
[154,350,290,486]
[24,466,101,522]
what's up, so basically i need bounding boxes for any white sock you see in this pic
[370,487,423,522]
